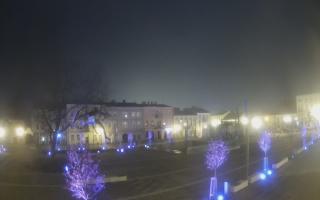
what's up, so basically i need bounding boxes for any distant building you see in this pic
[262,113,298,134]
[296,93,320,127]
[173,107,210,139]
[33,101,174,149]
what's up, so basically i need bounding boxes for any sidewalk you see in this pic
[235,142,320,200]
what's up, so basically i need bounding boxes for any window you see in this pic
[71,135,75,143]
[131,112,135,117]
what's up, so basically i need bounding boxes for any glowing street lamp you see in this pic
[0,127,6,138]
[283,115,292,124]
[251,116,263,130]
[240,116,249,126]
[15,127,25,137]
[311,105,320,122]
[211,119,221,128]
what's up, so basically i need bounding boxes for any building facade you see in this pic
[296,93,320,127]
[39,102,175,149]
[173,107,211,139]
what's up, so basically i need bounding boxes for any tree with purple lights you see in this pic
[64,150,105,200]
[301,126,307,148]
[258,131,272,171]
[205,140,229,199]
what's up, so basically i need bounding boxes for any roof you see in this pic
[67,101,171,108]
[174,106,209,115]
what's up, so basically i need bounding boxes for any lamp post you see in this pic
[240,115,263,182]
[240,116,249,180]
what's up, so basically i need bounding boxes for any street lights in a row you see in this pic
[240,115,263,181]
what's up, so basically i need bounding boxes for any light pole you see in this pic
[240,116,249,180]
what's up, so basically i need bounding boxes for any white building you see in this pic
[64,101,174,149]
[173,107,210,139]
[296,93,320,127]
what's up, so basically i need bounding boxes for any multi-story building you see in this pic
[296,93,320,127]
[33,101,174,149]
[173,107,210,139]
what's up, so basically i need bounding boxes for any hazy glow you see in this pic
[260,173,266,180]
[96,126,104,135]
[15,127,25,137]
[251,116,263,129]
[173,124,182,133]
[311,104,320,121]
[165,127,172,133]
[217,195,224,200]
[264,116,269,122]
[0,127,6,138]
[240,116,249,126]
[283,115,292,124]
[211,119,221,128]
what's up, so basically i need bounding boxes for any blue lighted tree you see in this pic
[301,126,307,149]
[258,131,271,171]
[205,140,229,199]
[64,150,105,200]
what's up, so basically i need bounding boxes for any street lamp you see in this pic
[283,115,292,124]
[211,119,221,128]
[240,116,249,126]
[251,116,263,130]
[15,127,25,137]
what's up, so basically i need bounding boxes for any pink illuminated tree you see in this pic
[64,150,105,200]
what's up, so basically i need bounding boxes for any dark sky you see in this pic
[1,0,320,117]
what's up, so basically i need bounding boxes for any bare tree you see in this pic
[32,67,108,154]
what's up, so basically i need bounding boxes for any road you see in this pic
[0,135,303,200]
[236,140,320,200]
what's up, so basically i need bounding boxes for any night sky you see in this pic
[1,0,320,117]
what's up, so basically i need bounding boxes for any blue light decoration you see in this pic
[48,151,52,157]
[209,177,217,199]
[205,140,229,200]
[267,170,272,175]
[0,145,6,153]
[258,131,272,171]
[57,147,61,151]
[64,165,69,172]
[301,126,307,150]
[97,150,100,154]
[57,133,62,139]
[102,146,106,151]
[260,173,266,180]
[120,148,124,153]
[224,181,229,195]
[144,144,150,149]
[217,194,224,200]
[87,116,96,125]
[64,150,105,200]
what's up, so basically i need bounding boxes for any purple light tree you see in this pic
[205,140,229,199]
[64,150,105,200]
[258,131,272,171]
[301,126,307,149]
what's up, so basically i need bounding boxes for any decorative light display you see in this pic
[205,140,229,173]
[258,131,271,155]
[258,131,272,171]
[301,126,307,149]
[205,140,229,199]
[64,150,105,200]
